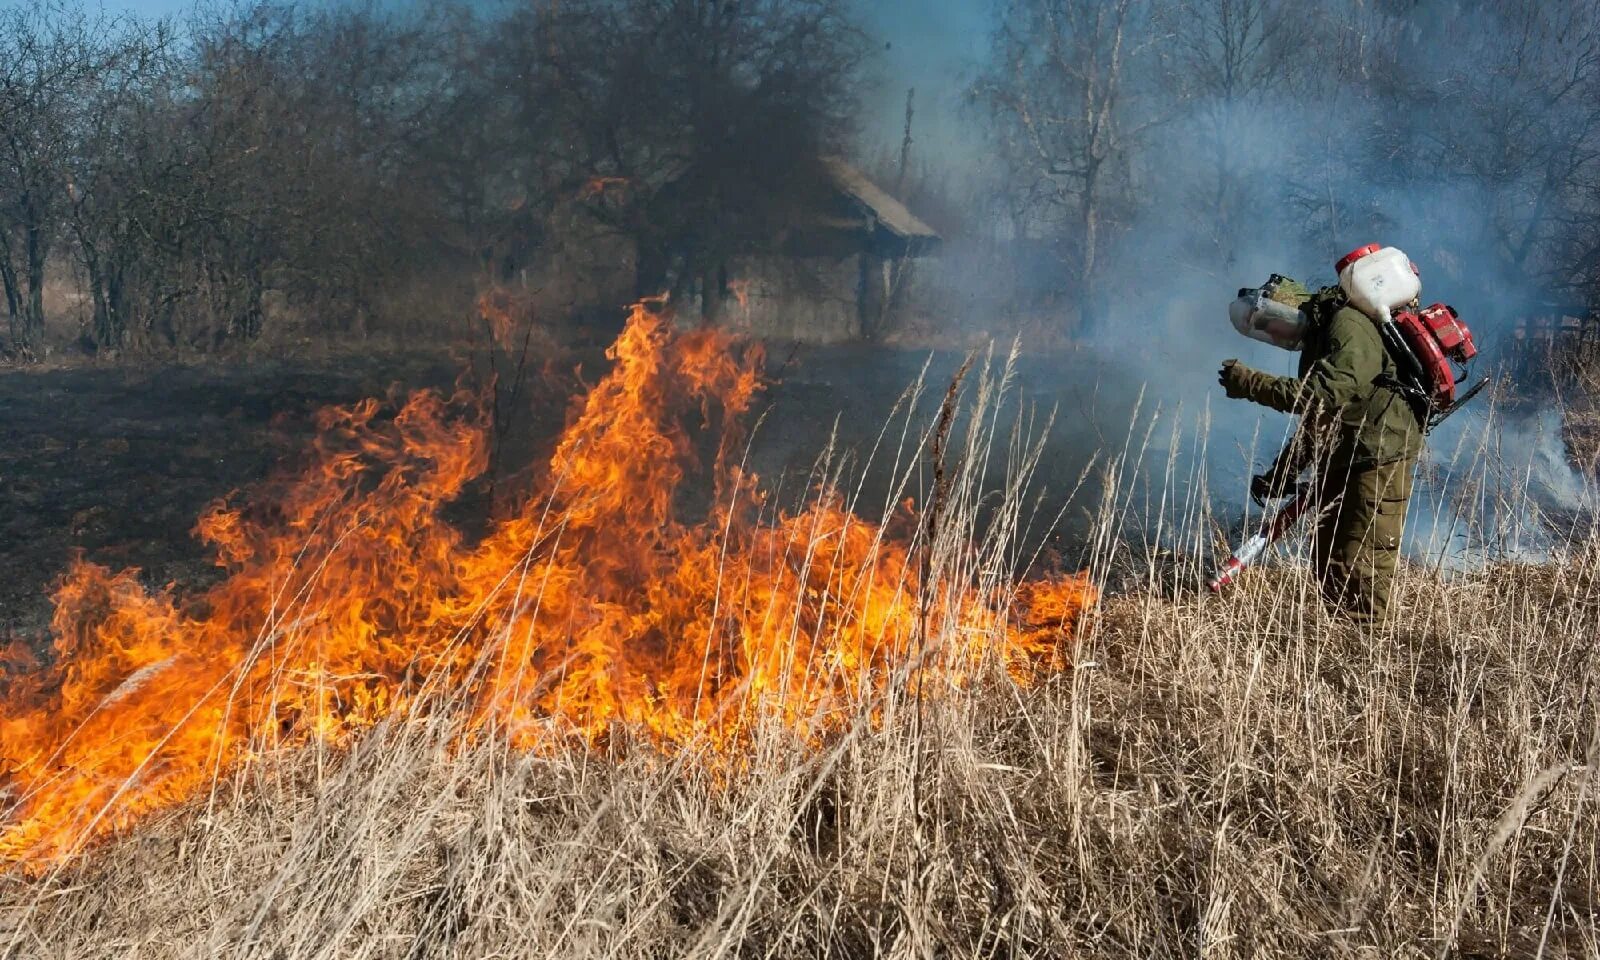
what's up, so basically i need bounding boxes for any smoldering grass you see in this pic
[1,359,1597,960]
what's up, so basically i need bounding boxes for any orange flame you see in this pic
[0,300,1094,867]
[477,288,522,352]
[579,176,629,200]
[726,279,754,327]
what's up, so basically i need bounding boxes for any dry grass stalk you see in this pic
[1,359,1597,960]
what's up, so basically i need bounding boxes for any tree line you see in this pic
[975,0,1600,331]
[4,0,1598,359]
[0,0,864,358]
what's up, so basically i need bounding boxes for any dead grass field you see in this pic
[0,334,1594,959]
[1,552,1595,959]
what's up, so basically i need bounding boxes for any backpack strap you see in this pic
[1366,311,1433,430]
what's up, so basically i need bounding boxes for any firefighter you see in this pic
[1217,276,1423,623]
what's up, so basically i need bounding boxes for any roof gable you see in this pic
[822,158,940,243]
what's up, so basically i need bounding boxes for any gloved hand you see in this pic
[1218,359,1257,400]
[1250,471,1285,504]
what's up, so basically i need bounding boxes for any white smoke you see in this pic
[1408,402,1597,567]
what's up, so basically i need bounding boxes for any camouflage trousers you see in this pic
[1311,456,1416,624]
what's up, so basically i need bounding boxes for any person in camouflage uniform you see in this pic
[1219,282,1424,623]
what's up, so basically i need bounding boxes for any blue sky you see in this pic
[92,0,190,16]
[856,0,992,160]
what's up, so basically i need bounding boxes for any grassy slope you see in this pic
[3,552,1596,959]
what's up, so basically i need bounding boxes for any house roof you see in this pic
[822,158,940,243]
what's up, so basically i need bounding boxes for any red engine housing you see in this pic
[1393,303,1477,407]
[1419,302,1476,361]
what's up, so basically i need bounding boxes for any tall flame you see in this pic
[0,301,1094,866]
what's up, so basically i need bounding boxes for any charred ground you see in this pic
[0,339,1130,637]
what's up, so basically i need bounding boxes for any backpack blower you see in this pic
[1334,243,1490,433]
[1208,244,1490,593]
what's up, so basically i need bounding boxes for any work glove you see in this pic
[1218,359,1256,400]
[1250,471,1287,504]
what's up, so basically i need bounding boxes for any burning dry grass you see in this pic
[2,554,1596,958]
[0,306,1597,957]
[0,301,1090,868]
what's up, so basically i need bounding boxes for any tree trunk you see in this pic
[24,221,48,353]
[1078,162,1103,332]
[896,87,915,196]
[82,243,125,350]
[700,262,724,322]
[0,254,20,331]
[0,225,20,325]
[240,268,264,340]
[106,260,127,349]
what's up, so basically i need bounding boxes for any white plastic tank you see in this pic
[1229,289,1307,350]
[1337,245,1420,322]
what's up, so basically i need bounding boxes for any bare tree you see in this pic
[60,17,181,351]
[0,4,114,356]
[1155,0,1306,266]
[0,0,871,356]
[1458,0,1600,302]
[974,0,1165,331]
[1329,0,1600,309]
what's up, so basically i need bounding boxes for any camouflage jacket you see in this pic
[1242,286,1423,475]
